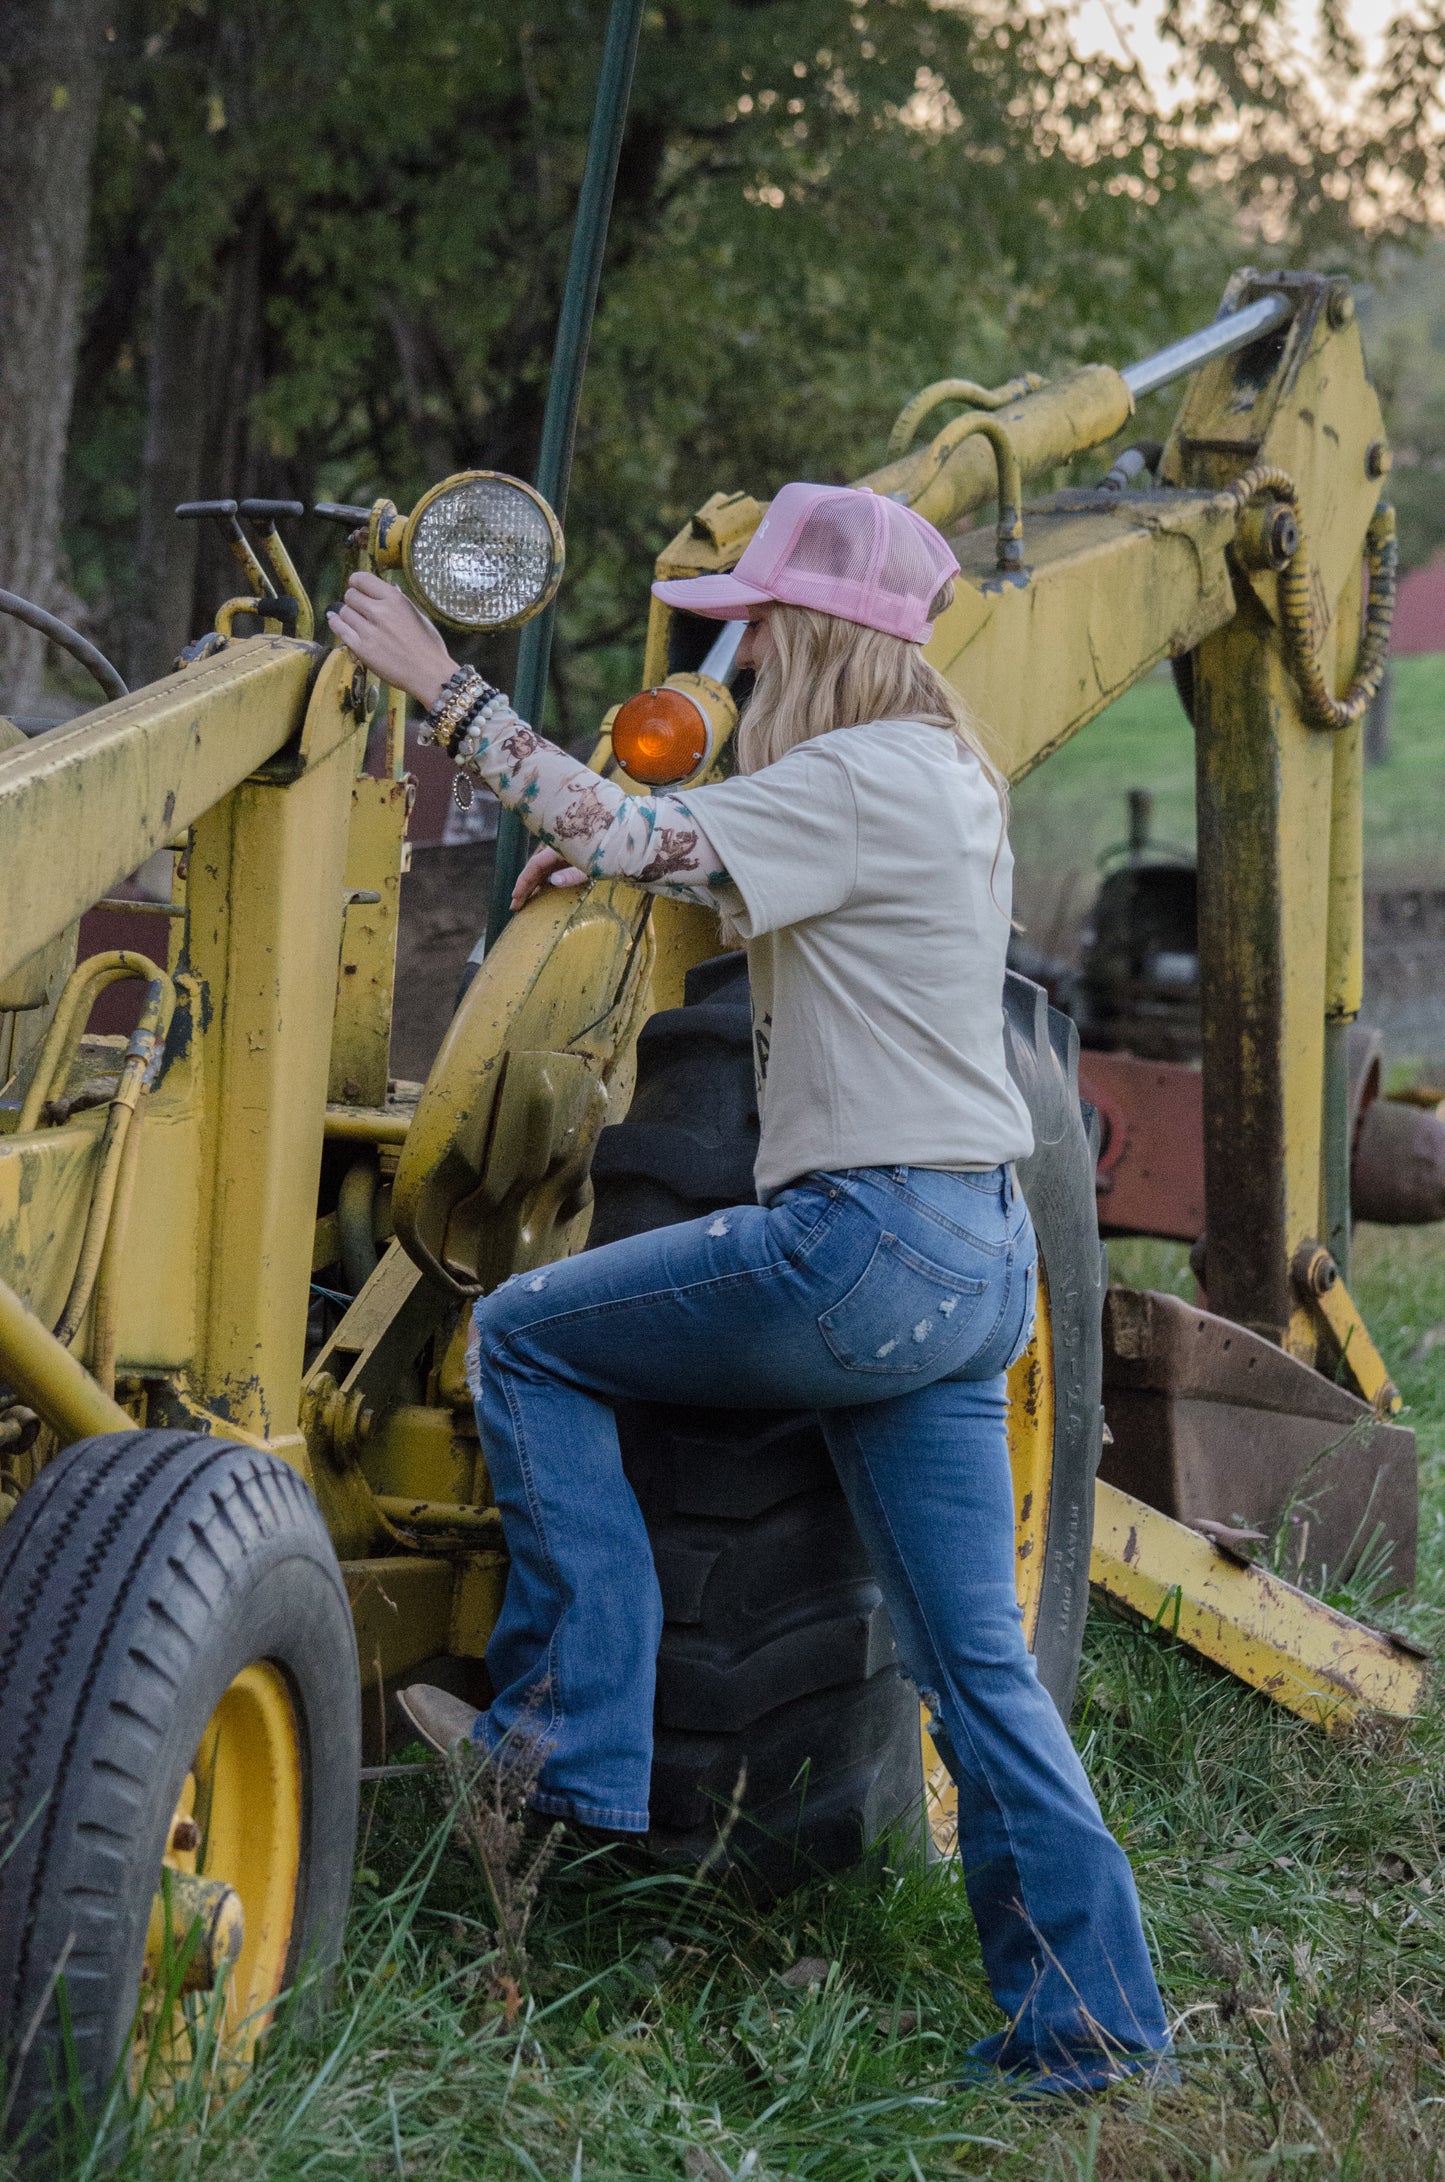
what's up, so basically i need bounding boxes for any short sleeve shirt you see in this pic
[683,718,1035,1197]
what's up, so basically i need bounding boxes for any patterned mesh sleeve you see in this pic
[455,695,733,906]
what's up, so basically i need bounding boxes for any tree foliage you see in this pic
[59,0,1445,721]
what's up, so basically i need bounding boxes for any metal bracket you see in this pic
[1292,1241,1402,1414]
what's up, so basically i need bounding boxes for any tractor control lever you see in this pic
[313,502,373,527]
[236,500,313,638]
[237,499,304,528]
[175,498,276,601]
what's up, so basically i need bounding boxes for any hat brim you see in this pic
[650,571,774,621]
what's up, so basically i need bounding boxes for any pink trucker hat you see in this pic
[652,481,960,645]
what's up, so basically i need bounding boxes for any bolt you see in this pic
[1327,286,1355,329]
[1267,504,1299,568]
[170,1816,201,1853]
[1366,439,1393,479]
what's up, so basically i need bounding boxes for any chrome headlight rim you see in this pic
[402,469,566,632]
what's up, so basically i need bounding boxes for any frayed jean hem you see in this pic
[527,1787,650,1833]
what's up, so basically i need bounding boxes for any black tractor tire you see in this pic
[614,1400,926,1887]
[589,954,1105,1885]
[0,1430,360,2151]
[1001,970,1108,1716]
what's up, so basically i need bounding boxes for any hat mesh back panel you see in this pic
[879,522,943,605]
[787,503,875,585]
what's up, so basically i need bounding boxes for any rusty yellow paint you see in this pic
[0,272,1420,1823]
[921,1712,957,1859]
[1192,621,1335,1356]
[647,895,733,1015]
[1163,278,1387,1358]
[344,1556,454,1689]
[362,1403,476,1503]
[1326,709,1365,1024]
[932,495,1238,784]
[185,650,366,1439]
[0,1107,103,1326]
[450,1553,508,1659]
[393,877,653,1295]
[0,1269,136,1442]
[1007,1264,1056,1646]
[0,641,314,984]
[1299,1259,1403,1415]
[926,1273,1060,1856]
[1090,1478,1425,1727]
[859,364,1135,532]
[329,775,410,1109]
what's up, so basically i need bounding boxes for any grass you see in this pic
[15,1219,1442,2182]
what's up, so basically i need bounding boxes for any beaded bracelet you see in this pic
[416,665,474,745]
[419,666,503,755]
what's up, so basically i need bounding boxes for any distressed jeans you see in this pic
[469,1163,1169,2081]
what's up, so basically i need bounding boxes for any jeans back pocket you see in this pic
[819,1232,988,1375]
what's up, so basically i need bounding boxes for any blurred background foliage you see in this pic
[24,0,1445,728]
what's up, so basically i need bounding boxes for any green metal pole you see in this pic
[484,0,645,951]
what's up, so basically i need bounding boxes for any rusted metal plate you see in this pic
[1100,1285,1417,1587]
[1081,1051,1205,1241]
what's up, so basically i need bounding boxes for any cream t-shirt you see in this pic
[685,718,1035,1198]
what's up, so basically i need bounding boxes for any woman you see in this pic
[328,481,1170,2095]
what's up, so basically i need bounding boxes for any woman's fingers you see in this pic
[326,575,456,709]
[511,844,585,908]
[511,846,565,907]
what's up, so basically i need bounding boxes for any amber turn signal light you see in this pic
[611,686,712,786]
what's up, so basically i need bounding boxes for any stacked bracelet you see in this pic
[420,675,520,812]
[419,667,504,757]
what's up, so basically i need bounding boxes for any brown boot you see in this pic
[397,1682,482,1755]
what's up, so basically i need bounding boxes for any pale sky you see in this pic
[1070,0,1401,107]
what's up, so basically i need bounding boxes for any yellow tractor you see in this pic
[0,265,1426,2141]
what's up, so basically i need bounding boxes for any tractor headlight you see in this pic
[403,472,565,631]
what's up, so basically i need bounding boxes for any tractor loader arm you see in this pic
[640,267,1417,1729]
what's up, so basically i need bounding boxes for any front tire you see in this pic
[0,1430,360,2149]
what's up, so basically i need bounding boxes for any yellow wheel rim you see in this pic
[137,1660,303,2085]
[195,1661,303,2048]
[922,1269,1055,1856]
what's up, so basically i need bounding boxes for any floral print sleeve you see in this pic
[456,698,733,906]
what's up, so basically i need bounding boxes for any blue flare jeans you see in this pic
[467,1162,1169,2083]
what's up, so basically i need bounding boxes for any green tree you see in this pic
[1361,241,1445,572]
[60,0,1445,724]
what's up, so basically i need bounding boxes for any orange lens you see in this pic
[611,687,710,786]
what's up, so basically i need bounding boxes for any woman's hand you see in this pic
[511,843,587,909]
[327,571,458,712]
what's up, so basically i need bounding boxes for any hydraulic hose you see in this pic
[1226,466,1397,730]
[53,970,176,1354]
[337,1157,381,1296]
[18,952,177,1358]
[887,374,1046,459]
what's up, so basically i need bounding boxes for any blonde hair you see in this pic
[735,593,1007,822]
